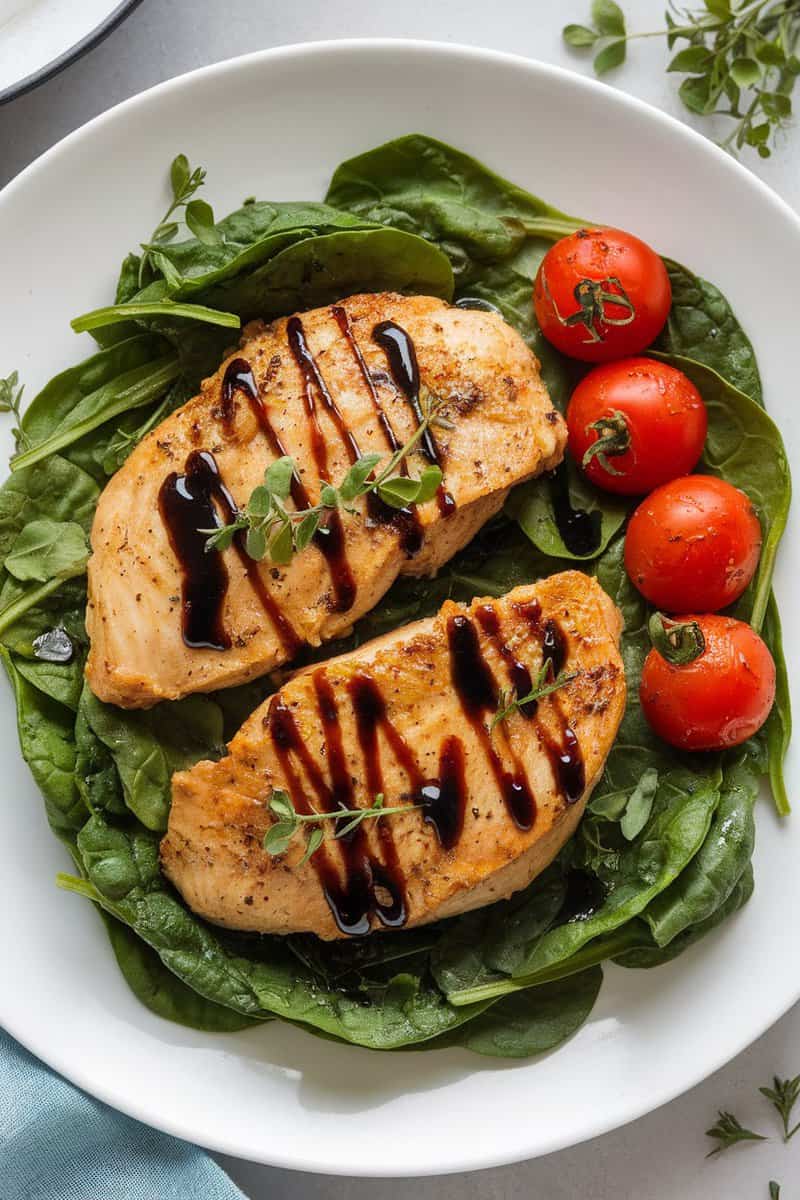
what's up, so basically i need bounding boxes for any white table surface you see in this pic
[1,1,799,1195]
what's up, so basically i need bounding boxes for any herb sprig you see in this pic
[564,0,800,158]
[203,393,447,564]
[706,1109,767,1156]
[760,1075,800,1141]
[263,789,421,863]
[490,661,578,732]
[0,371,29,451]
[138,153,222,287]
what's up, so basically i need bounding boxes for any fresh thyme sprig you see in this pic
[263,788,422,863]
[705,1109,767,1156]
[564,0,800,158]
[0,371,29,452]
[202,393,448,564]
[760,1075,800,1141]
[138,153,222,288]
[490,660,578,732]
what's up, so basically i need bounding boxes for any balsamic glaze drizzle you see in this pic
[372,319,456,518]
[159,451,232,651]
[447,614,536,830]
[549,463,602,558]
[331,305,423,555]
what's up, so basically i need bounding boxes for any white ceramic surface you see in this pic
[0,0,138,101]
[0,40,797,1178]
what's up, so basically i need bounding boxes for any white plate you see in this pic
[0,40,797,1177]
[0,0,141,103]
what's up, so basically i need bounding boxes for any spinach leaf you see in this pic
[80,689,225,832]
[762,595,791,817]
[63,813,492,1049]
[0,455,98,561]
[642,759,757,948]
[5,520,87,584]
[74,694,126,817]
[197,227,454,320]
[2,649,85,838]
[101,912,262,1032]
[614,864,754,969]
[507,459,629,562]
[14,655,84,712]
[656,260,762,404]
[441,967,602,1058]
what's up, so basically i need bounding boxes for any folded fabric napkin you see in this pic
[0,1028,247,1200]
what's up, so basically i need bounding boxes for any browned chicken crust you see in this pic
[161,572,625,940]
[86,293,566,708]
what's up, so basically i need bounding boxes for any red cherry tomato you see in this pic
[640,614,775,751]
[624,475,762,612]
[533,227,672,363]
[567,358,707,495]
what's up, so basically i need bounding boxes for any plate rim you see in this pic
[0,0,144,107]
[1,37,798,1176]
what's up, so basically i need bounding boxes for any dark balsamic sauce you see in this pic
[420,736,466,850]
[559,868,607,924]
[447,614,535,830]
[331,305,423,556]
[372,320,456,519]
[516,599,585,803]
[549,463,601,557]
[475,604,536,716]
[159,451,232,650]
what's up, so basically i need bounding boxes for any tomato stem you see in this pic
[649,612,705,665]
[582,410,631,477]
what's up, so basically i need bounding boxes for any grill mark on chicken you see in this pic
[159,449,301,655]
[372,319,456,518]
[446,613,537,831]
[516,599,585,803]
[331,304,423,555]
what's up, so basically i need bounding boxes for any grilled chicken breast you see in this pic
[86,293,565,708]
[162,572,625,939]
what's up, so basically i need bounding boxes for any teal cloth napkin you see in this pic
[0,1028,247,1200]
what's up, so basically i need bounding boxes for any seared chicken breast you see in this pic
[86,293,566,708]
[161,572,625,939]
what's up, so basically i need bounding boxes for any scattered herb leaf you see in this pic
[491,661,578,732]
[760,1075,800,1142]
[705,1110,767,1156]
[263,789,421,860]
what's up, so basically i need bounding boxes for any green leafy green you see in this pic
[79,688,224,832]
[5,520,88,584]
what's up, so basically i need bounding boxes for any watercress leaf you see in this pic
[620,768,660,841]
[151,221,180,245]
[704,0,730,16]
[5,520,88,583]
[247,485,271,518]
[563,24,599,47]
[591,0,625,37]
[679,73,713,114]
[184,199,223,246]
[668,47,713,72]
[170,153,191,200]
[300,827,324,865]
[295,511,320,551]
[593,38,627,75]
[339,453,382,501]
[729,57,762,87]
[264,455,295,501]
[245,525,267,561]
[268,522,293,564]
[756,40,785,67]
